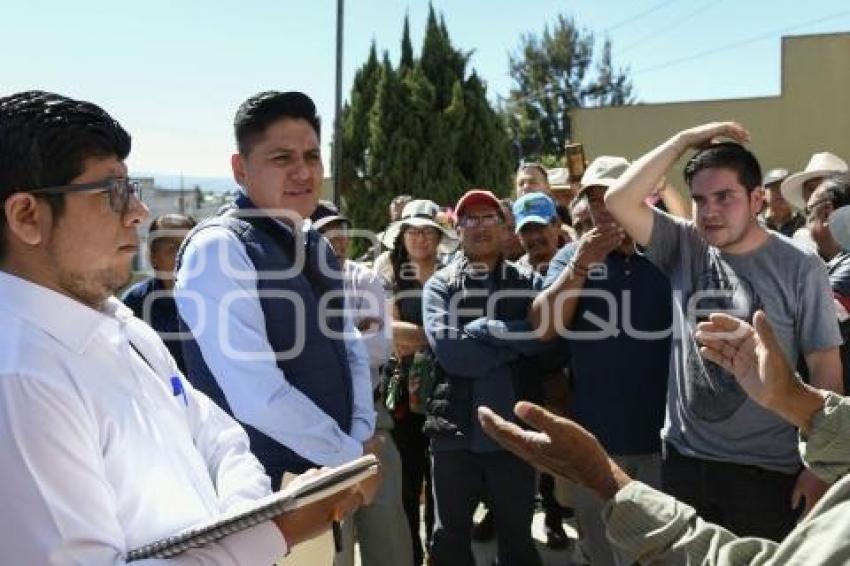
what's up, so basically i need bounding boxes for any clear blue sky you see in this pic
[2,0,848,180]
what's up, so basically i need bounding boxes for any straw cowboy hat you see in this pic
[380,199,457,252]
[575,156,630,199]
[780,152,848,210]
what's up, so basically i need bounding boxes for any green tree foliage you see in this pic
[458,72,513,191]
[420,9,470,110]
[400,14,414,70]
[338,42,379,193]
[338,5,512,250]
[505,15,634,161]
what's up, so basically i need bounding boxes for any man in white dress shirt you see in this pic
[311,201,414,566]
[0,90,364,564]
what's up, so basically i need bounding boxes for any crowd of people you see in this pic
[2,87,850,566]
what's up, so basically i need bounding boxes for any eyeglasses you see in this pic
[29,177,142,214]
[457,213,502,228]
[404,227,439,239]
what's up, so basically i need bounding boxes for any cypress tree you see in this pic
[457,71,513,194]
[339,42,379,196]
[400,14,414,71]
[339,6,513,251]
[420,5,469,110]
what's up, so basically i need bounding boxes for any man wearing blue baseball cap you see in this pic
[513,192,563,276]
[512,190,575,549]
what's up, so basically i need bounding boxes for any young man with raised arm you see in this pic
[602,122,843,540]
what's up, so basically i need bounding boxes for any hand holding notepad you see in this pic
[274,468,365,550]
[126,454,379,561]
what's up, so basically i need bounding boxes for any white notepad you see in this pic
[125,454,379,561]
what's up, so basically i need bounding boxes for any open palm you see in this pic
[478,402,629,500]
[695,310,797,410]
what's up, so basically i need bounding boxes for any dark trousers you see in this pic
[662,444,801,541]
[430,449,541,566]
[392,412,434,566]
[539,472,566,523]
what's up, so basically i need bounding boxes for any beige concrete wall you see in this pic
[320,177,334,201]
[571,33,850,191]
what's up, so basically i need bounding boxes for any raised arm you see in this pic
[605,122,750,245]
[530,228,624,341]
[656,177,693,220]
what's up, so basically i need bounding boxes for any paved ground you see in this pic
[467,506,583,566]
[355,504,585,566]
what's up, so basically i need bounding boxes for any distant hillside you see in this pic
[133,172,335,200]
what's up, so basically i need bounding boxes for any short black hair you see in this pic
[0,90,131,259]
[684,142,762,193]
[234,91,321,156]
[517,162,548,180]
[148,213,196,252]
[819,172,850,210]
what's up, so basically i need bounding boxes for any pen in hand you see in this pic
[332,513,342,553]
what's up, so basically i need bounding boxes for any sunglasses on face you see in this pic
[28,177,142,214]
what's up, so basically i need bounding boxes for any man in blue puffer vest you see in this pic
[174,92,378,494]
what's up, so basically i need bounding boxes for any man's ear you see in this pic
[4,193,48,247]
[231,153,247,187]
[750,186,765,217]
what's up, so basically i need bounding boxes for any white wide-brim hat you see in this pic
[547,167,571,190]
[381,199,457,253]
[780,152,848,211]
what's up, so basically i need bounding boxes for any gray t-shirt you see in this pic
[646,209,841,472]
